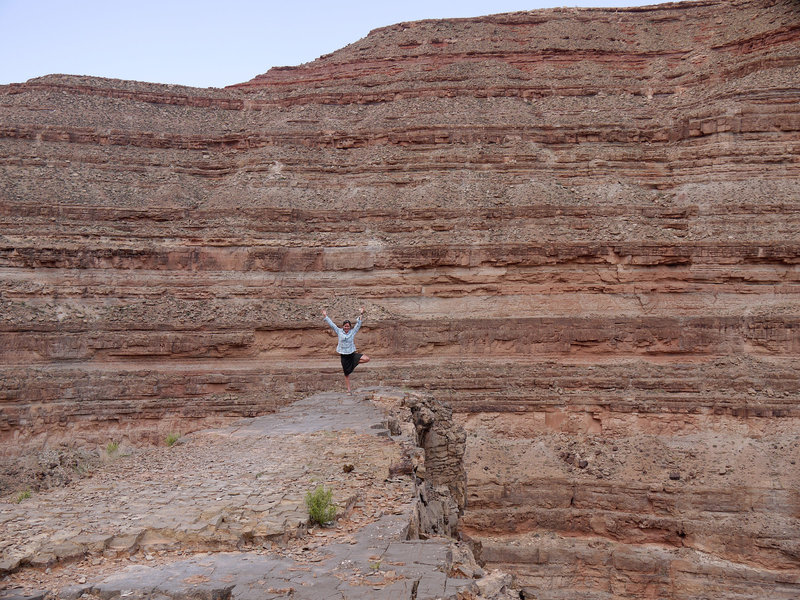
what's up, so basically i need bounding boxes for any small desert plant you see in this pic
[75,461,93,476]
[14,490,32,503]
[305,484,337,526]
[106,440,119,455]
[165,433,181,447]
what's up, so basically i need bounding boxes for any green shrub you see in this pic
[305,485,337,526]
[106,440,119,455]
[14,490,31,503]
[165,433,181,447]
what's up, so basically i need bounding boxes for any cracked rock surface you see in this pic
[1,388,513,599]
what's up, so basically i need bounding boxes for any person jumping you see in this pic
[322,307,370,394]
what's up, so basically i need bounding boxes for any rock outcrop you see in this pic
[1,0,799,598]
[384,390,468,539]
[1,388,516,600]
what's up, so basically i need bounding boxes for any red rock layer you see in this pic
[0,0,798,597]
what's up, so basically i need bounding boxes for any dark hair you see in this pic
[342,320,352,327]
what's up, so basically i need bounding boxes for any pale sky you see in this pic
[1,0,681,89]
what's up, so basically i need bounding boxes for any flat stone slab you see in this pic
[1,391,403,574]
[0,388,484,599]
[58,516,474,600]
[0,590,47,600]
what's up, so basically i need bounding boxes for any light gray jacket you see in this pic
[324,316,362,354]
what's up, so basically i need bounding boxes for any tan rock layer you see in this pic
[477,535,800,600]
[3,357,798,438]
[2,242,799,270]
[1,317,799,363]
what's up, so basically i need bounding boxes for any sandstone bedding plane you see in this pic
[1,0,799,598]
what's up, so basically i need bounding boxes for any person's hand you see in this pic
[322,309,327,317]
[359,307,364,315]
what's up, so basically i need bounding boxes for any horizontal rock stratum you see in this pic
[0,0,799,598]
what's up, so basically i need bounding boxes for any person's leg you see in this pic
[359,354,370,364]
[341,354,352,393]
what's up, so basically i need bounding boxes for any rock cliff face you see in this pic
[1,0,798,597]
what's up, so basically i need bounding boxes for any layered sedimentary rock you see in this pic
[1,0,799,597]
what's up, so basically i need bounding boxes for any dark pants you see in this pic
[340,352,362,376]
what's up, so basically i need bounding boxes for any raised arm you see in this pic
[322,309,340,334]
[351,307,365,335]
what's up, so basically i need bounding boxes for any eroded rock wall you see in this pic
[0,0,798,597]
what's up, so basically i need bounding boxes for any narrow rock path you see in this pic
[0,388,491,599]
